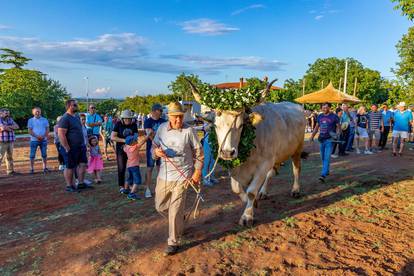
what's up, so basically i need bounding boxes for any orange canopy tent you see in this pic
[295,82,361,104]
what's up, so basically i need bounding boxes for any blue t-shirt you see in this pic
[393,110,413,132]
[144,117,167,149]
[317,113,339,140]
[381,110,393,127]
[86,113,103,135]
[27,116,49,142]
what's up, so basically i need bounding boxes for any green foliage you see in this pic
[267,79,299,103]
[394,26,414,95]
[95,99,120,116]
[391,0,414,20]
[0,48,32,69]
[119,93,179,114]
[168,73,202,100]
[0,68,68,122]
[198,78,266,110]
[286,57,389,105]
[209,122,256,169]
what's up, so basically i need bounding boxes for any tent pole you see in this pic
[338,77,342,91]
[343,59,349,94]
[353,77,358,96]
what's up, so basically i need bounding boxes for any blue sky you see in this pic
[0,0,411,98]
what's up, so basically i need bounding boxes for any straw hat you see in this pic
[398,101,406,107]
[167,102,185,115]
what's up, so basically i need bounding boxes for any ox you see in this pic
[188,80,306,226]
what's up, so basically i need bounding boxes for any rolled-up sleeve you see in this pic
[152,129,160,160]
[189,128,204,170]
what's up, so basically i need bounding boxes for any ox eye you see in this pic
[215,111,222,116]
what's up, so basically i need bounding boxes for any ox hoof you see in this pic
[291,191,301,198]
[239,216,254,227]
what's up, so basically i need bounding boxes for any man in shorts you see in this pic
[368,104,383,152]
[58,99,91,192]
[392,102,413,156]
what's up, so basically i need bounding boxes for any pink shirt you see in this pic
[123,144,142,168]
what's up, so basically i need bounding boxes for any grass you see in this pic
[282,216,298,228]
[343,196,363,206]
[371,241,382,250]
[372,208,394,217]
[99,260,122,275]
[210,235,245,250]
[324,206,354,217]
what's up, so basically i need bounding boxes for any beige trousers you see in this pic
[0,142,14,174]
[155,178,187,246]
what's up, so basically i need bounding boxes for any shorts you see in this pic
[30,140,48,159]
[355,127,368,138]
[126,166,142,186]
[392,130,409,139]
[146,146,161,168]
[368,129,381,140]
[60,145,88,169]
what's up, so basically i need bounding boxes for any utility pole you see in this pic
[343,59,349,94]
[84,77,89,112]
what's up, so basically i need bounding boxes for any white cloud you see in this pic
[161,54,286,71]
[0,24,11,30]
[315,15,324,20]
[153,17,162,23]
[231,4,265,16]
[180,18,239,36]
[94,87,111,97]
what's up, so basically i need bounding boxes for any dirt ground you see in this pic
[0,139,414,276]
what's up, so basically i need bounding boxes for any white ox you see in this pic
[188,80,306,226]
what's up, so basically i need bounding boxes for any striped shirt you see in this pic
[368,111,382,130]
[0,117,16,142]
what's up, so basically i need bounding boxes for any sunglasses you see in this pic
[90,107,96,109]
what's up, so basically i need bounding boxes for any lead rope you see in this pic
[204,114,238,179]
[152,142,204,220]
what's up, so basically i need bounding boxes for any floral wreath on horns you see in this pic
[186,78,276,169]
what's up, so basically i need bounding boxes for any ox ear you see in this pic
[184,78,202,103]
[249,112,264,126]
[258,78,277,103]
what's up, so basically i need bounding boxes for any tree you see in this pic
[0,68,68,123]
[394,26,414,94]
[119,93,178,115]
[168,73,202,100]
[391,0,414,20]
[298,57,388,104]
[0,48,32,69]
[96,98,121,116]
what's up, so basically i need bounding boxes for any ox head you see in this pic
[186,78,276,160]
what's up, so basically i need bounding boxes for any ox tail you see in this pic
[300,151,309,159]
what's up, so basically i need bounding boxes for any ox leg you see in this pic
[291,152,302,198]
[258,169,275,200]
[231,177,247,203]
[240,167,268,227]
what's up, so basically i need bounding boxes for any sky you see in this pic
[0,0,411,98]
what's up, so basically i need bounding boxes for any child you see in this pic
[122,132,147,200]
[87,135,104,183]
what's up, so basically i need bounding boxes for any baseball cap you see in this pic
[152,103,163,111]
[125,133,138,145]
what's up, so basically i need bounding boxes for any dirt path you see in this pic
[0,142,413,275]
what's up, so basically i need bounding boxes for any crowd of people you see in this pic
[310,101,413,182]
[1,99,413,255]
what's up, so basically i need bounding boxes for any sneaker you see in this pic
[127,192,140,200]
[203,180,214,187]
[164,245,179,256]
[119,187,130,194]
[75,179,79,185]
[84,179,93,185]
[331,154,338,159]
[65,186,78,193]
[43,168,50,174]
[58,165,65,171]
[319,176,326,183]
[356,149,361,154]
[30,169,35,174]
[145,187,152,198]
[364,150,374,155]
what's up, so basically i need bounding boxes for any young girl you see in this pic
[87,136,104,183]
[122,133,148,200]
[355,106,373,155]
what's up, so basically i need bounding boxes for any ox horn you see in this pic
[184,78,202,103]
[259,78,278,101]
